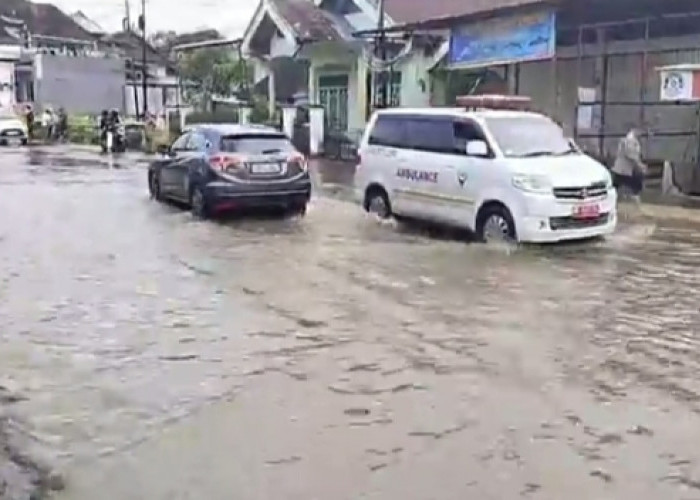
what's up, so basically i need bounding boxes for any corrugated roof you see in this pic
[71,10,105,35]
[384,0,549,26]
[103,30,167,66]
[270,0,344,42]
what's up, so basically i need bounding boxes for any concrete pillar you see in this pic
[239,105,252,124]
[309,106,324,157]
[268,70,276,121]
[180,107,190,130]
[308,63,317,105]
[282,106,296,139]
[355,52,369,129]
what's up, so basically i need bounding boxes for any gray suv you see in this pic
[148,124,311,218]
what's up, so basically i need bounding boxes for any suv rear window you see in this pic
[220,134,294,155]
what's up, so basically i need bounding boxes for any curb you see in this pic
[619,201,700,225]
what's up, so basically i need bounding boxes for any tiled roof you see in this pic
[271,0,344,42]
[103,30,167,66]
[0,14,27,44]
[1,0,95,41]
[384,0,549,26]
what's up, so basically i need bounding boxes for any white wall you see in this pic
[0,45,20,109]
[35,53,125,113]
[0,61,15,108]
[395,50,433,108]
[269,33,296,58]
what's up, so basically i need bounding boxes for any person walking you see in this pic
[57,107,68,142]
[612,127,647,204]
[24,104,34,142]
[41,107,54,142]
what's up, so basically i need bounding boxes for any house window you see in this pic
[318,74,349,132]
[373,71,401,108]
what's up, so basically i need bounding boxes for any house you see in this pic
[0,0,128,113]
[240,0,446,137]
[0,14,25,108]
[363,0,700,166]
[101,30,181,117]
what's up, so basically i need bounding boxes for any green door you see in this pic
[318,74,348,132]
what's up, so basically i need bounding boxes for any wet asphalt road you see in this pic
[1,145,700,499]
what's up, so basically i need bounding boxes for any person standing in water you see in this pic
[612,127,647,204]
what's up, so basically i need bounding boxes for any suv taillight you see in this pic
[287,152,307,171]
[209,154,244,172]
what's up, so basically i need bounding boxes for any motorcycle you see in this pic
[101,123,126,153]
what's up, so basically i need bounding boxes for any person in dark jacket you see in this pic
[57,108,68,142]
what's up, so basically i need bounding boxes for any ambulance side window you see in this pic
[405,118,454,154]
[453,120,492,157]
[368,116,405,149]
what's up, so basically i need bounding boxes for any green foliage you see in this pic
[250,99,270,124]
[67,114,97,144]
[178,48,251,105]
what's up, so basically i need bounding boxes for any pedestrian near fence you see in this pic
[612,127,647,204]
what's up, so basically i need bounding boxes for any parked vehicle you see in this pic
[0,108,28,146]
[354,97,617,243]
[148,124,311,218]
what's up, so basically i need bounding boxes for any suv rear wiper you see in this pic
[262,148,282,154]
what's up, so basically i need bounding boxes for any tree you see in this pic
[149,30,178,50]
[178,48,251,106]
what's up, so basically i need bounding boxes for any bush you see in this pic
[67,114,97,144]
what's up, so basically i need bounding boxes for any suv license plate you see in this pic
[251,163,281,174]
[573,203,600,219]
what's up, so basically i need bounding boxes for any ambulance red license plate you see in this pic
[573,203,600,219]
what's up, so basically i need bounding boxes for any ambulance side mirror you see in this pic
[466,140,488,157]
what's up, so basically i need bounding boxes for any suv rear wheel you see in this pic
[190,185,209,219]
[365,186,392,219]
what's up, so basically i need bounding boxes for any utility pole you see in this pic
[139,0,148,118]
[123,0,131,31]
[375,0,387,108]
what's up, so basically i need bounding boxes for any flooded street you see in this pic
[2,145,700,499]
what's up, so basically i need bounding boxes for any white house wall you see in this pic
[269,33,296,58]
[34,53,125,113]
[0,61,15,108]
[0,44,19,109]
[395,50,433,109]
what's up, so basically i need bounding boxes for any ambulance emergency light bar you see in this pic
[456,94,532,111]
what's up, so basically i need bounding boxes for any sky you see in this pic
[50,0,257,37]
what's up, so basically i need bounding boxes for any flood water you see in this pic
[1,145,699,499]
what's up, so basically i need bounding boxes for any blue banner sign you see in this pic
[449,11,556,68]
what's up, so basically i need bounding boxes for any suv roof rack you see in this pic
[456,94,532,111]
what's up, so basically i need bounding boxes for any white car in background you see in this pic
[354,96,617,243]
[0,108,28,146]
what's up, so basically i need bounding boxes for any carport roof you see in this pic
[360,0,556,34]
[271,0,344,42]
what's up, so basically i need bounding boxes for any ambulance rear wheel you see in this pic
[365,186,391,219]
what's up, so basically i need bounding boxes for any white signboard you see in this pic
[660,70,693,100]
